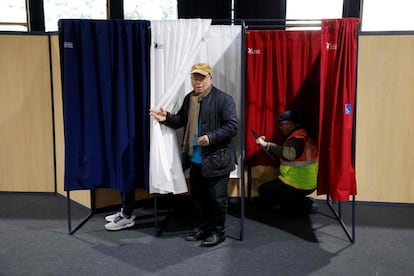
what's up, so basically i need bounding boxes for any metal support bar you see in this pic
[247,166,252,202]
[326,194,355,243]
[239,178,245,241]
[67,190,96,235]
[67,190,167,236]
[154,194,173,237]
[153,196,158,235]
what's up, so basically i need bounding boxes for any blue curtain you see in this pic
[59,19,150,192]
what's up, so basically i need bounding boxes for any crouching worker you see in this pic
[255,110,318,216]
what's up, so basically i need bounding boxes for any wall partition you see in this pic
[244,18,359,202]
[58,19,151,233]
[59,19,150,194]
[243,18,360,241]
[149,19,212,195]
[58,19,245,236]
[150,19,242,195]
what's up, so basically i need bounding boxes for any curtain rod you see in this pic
[208,18,324,29]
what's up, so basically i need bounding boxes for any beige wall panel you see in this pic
[356,35,414,203]
[0,35,54,192]
[240,166,279,198]
[95,188,153,209]
[50,35,65,196]
[228,178,242,197]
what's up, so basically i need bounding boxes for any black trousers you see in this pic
[258,177,315,213]
[189,163,229,234]
[121,191,135,217]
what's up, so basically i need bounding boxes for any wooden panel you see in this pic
[95,188,153,209]
[0,35,54,192]
[355,35,414,203]
[50,35,65,195]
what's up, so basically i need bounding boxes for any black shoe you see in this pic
[304,197,318,215]
[185,230,210,241]
[309,199,318,215]
[199,233,225,247]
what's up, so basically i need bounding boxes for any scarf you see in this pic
[183,86,212,156]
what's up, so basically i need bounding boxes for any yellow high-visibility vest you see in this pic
[279,128,318,190]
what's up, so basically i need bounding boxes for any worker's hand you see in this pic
[149,108,167,122]
[256,136,268,147]
[197,135,210,146]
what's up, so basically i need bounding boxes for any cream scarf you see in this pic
[183,86,212,155]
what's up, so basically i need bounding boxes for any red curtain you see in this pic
[245,30,321,166]
[318,18,360,201]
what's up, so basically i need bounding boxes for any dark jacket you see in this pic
[163,86,239,177]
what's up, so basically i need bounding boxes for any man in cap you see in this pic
[150,63,238,247]
[255,110,318,215]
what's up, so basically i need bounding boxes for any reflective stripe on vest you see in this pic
[278,128,318,190]
[279,129,318,166]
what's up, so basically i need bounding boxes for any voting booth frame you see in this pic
[65,18,358,243]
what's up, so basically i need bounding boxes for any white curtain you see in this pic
[149,19,212,194]
[203,25,242,178]
[149,21,242,194]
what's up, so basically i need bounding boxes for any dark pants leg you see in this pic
[121,191,135,217]
[190,163,229,235]
[258,178,314,213]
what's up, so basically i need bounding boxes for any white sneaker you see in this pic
[105,214,136,231]
[105,209,123,222]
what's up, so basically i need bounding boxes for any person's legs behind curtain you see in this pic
[104,191,136,231]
